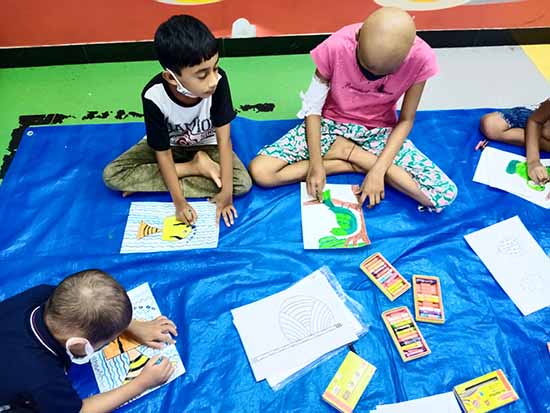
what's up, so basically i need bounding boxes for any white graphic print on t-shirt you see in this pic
[144,83,217,146]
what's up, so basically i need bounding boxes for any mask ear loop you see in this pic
[165,68,198,98]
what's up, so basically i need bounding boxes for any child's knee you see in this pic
[234,169,253,195]
[480,112,507,140]
[249,156,277,188]
[102,163,120,190]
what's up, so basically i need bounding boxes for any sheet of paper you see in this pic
[232,268,363,387]
[465,215,550,315]
[473,147,550,208]
[91,283,185,401]
[120,201,219,253]
[371,391,461,413]
[300,183,370,249]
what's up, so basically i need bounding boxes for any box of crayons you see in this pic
[412,275,445,324]
[322,351,376,413]
[381,306,431,362]
[453,369,518,413]
[360,253,410,301]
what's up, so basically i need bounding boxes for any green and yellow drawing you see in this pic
[505,160,550,191]
[307,189,370,249]
[137,216,193,241]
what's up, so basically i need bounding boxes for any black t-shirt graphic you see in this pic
[142,68,236,151]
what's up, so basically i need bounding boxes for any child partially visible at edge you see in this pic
[480,100,550,184]
[103,15,252,227]
[0,269,178,413]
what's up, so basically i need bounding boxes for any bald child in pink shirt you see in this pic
[249,7,457,212]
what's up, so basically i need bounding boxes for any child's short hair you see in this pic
[45,269,132,344]
[154,14,218,74]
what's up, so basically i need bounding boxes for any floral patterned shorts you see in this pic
[258,118,457,210]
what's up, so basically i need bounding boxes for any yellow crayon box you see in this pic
[322,351,376,413]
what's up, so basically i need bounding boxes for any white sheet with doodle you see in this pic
[300,183,369,249]
[473,147,550,209]
[91,283,185,400]
[120,201,218,253]
[465,216,550,316]
[231,268,364,389]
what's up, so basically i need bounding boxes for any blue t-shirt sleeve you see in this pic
[32,376,82,413]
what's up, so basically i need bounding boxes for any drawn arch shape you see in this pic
[279,295,336,342]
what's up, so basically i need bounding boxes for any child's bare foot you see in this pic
[192,151,222,188]
[122,191,135,198]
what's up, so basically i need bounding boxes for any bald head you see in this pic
[358,7,416,75]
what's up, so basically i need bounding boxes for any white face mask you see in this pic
[66,337,95,365]
[166,68,199,98]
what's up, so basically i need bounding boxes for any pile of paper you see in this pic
[465,215,550,316]
[231,267,366,389]
[370,391,462,413]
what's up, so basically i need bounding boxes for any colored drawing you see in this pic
[505,160,550,191]
[91,283,185,403]
[301,183,370,249]
[137,221,161,239]
[121,202,219,253]
[473,147,550,209]
[136,216,193,241]
[102,333,141,360]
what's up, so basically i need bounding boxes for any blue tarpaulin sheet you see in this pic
[0,110,548,412]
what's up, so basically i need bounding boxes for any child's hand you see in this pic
[136,354,175,390]
[210,190,237,227]
[356,170,385,208]
[128,317,178,349]
[175,201,197,225]
[527,161,549,185]
[307,163,326,201]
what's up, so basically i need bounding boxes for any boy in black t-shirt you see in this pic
[103,15,252,227]
[0,269,178,413]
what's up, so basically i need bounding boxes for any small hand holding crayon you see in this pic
[527,160,550,186]
[306,163,327,202]
[175,200,198,225]
[136,354,175,390]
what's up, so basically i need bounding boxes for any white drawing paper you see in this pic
[300,183,370,250]
[473,147,550,208]
[464,216,550,316]
[370,391,462,413]
[231,267,365,389]
[91,283,185,402]
[120,201,218,253]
